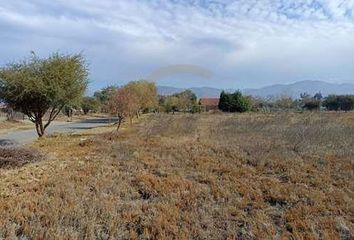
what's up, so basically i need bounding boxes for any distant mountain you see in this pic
[157,86,183,96]
[243,80,354,98]
[158,80,354,99]
[157,86,223,98]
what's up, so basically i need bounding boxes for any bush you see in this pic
[303,100,320,111]
[0,147,43,169]
[323,95,354,111]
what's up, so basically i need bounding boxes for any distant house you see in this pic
[199,98,219,112]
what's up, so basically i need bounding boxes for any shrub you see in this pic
[0,147,43,169]
[323,95,354,111]
[302,100,320,111]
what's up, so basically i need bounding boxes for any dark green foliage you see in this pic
[323,95,354,111]
[218,90,250,113]
[218,91,230,111]
[0,52,88,137]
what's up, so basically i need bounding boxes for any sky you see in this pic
[1,0,354,93]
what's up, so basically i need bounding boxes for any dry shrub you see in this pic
[0,147,42,169]
[139,113,199,139]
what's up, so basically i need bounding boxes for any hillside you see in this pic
[244,80,354,98]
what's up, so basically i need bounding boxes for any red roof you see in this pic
[200,98,219,106]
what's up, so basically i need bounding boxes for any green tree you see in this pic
[159,90,197,113]
[218,90,231,111]
[94,86,116,104]
[174,90,197,112]
[163,96,179,114]
[81,96,98,114]
[0,52,88,137]
[323,95,340,111]
[218,90,250,113]
[323,95,354,111]
[94,86,117,112]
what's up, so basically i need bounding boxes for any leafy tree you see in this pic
[94,86,116,104]
[218,91,231,111]
[323,95,354,111]
[159,90,197,113]
[163,96,179,114]
[94,86,117,112]
[108,85,139,129]
[231,91,251,112]
[125,80,158,116]
[323,95,340,111]
[174,90,197,112]
[338,96,354,111]
[0,52,88,137]
[108,80,158,131]
[81,96,98,114]
[218,90,250,113]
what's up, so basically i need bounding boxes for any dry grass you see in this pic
[0,112,353,239]
[0,120,32,133]
[0,147,43,169]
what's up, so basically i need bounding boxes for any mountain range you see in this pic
[157,80,354,99]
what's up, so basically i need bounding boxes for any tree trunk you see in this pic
[35,122,44,137]
[6,108,14,121]
[116,117,122,132]
[35,117,45,137]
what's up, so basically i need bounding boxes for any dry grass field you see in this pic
[0,112,353,239]
[0,120,32,134]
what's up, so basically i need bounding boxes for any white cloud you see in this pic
[0,0,354,90]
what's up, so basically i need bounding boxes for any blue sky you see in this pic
[1,0,354,92]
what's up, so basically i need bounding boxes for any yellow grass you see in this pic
[0,112,353,239]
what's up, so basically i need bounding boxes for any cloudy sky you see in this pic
[1,0,354,92]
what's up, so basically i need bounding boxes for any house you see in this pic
[199,98,219,112]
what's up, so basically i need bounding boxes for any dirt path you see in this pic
[0,118,116,145]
